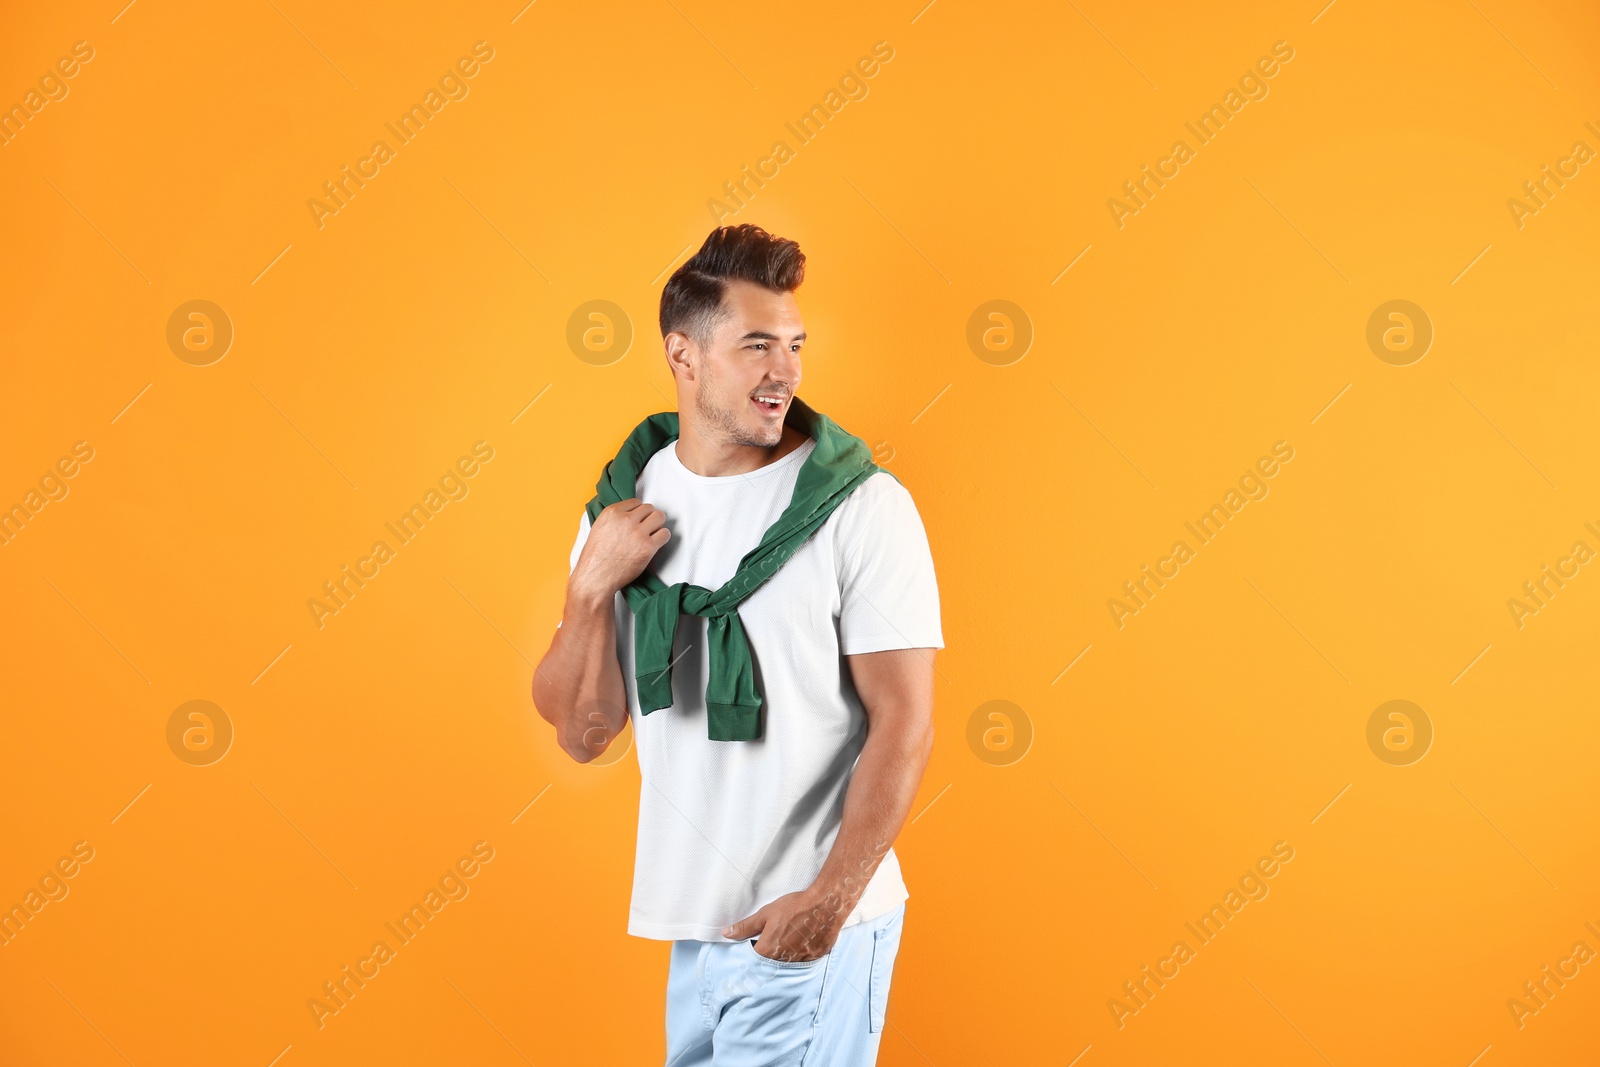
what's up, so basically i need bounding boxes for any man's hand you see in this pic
[571,497,670,602]
[722,888,846,962]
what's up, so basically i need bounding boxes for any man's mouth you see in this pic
[750,393,786,416]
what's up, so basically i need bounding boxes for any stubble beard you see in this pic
[694,357,783,449]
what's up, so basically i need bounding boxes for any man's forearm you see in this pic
[806,713,933,924]
[532,580,629,762]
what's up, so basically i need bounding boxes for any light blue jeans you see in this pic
[664,902,906,1066]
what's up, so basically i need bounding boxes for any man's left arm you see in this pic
[721,646,936,959]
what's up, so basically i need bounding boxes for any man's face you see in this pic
[689,280,804,448]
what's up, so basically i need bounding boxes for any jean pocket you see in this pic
[750,938,828,968]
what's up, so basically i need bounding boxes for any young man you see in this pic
[533,224,943,1065]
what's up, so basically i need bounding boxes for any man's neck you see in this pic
[674,418,808,478]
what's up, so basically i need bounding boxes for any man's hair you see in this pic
[659,224,805,347]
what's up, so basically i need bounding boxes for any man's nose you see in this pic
[771,346,801,386]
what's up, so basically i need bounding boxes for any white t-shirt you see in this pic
[567,435,944,942]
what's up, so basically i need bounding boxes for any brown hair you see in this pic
[659,224,806,345]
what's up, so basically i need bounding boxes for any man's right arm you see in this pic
[532,498,670,763]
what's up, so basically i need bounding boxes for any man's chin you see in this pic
[731,427,784,448]
[728,412,786,447]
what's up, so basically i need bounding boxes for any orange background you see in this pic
[3,1,1599,1064]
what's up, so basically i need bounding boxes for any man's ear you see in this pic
[664,331,697,382]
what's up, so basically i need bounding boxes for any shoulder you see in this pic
[829,470,925,545]
[834,469,906,514]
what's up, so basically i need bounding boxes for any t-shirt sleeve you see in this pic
[557,511,593,632]
[834,472,944,655]
[568,510,592,574]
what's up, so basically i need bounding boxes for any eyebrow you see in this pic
[739,331,806,342]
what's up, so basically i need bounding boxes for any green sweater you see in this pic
[585,398,889,741]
